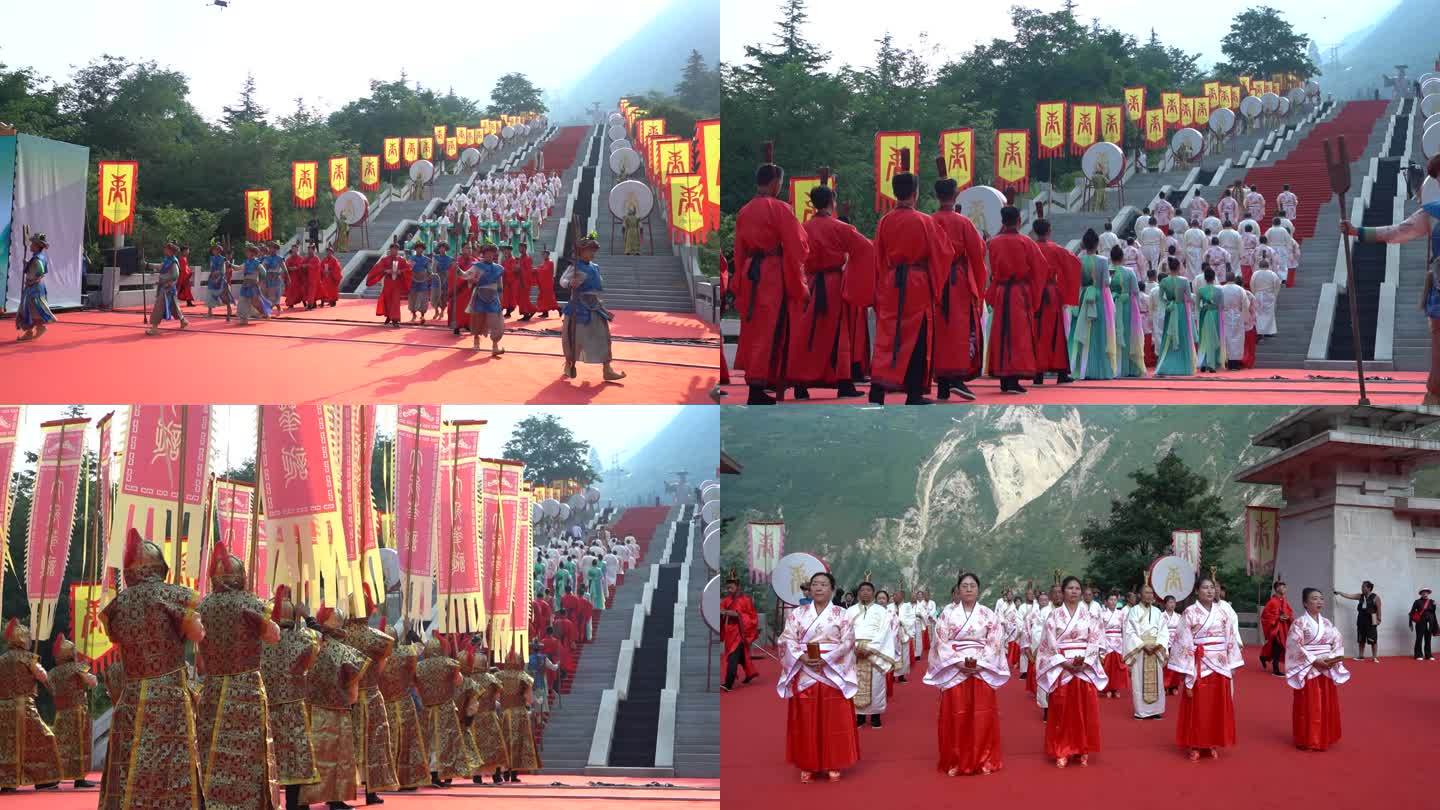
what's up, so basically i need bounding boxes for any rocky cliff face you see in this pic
[721,405,1290,598]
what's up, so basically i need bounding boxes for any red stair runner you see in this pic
[524,125,591,173]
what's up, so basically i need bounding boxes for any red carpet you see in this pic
[722,368,1425,404]
[526,126,591,173]
[723,647,1434,805]
[606,506,674,560]
[3,774,718,809]
[2,301,718,404]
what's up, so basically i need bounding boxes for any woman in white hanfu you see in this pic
[1023,589,1052,703]
[1035,576,1107,768]
[777,571,860,783]
[1167,576,1244,762]
[1285,588,1349,752]
[1098,594,1129,698]
[1123,585,1170,719]
[924,573,1009,777]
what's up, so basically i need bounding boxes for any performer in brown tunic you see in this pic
[495,652,541,782]
[48,634,97,787]
[195,542,280,810]
[0,620,61,791]
[376,627,427,792]
[260,586,321,809]
[341,587,398,803]
[300,606,370,810]
[414,637,473,785]
[467,651,510,784]
[101,529,206,810]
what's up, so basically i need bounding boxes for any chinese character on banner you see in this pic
[938,128,975,190]
[1035,101,1067,158]
[433,124,446,145]
[747,521,785,583]
[1171,529,1202,573]
[420,137,433,161]
[1245,506,1279,576]
[788,174,836,224]
[402,138,419,165]
[695,119,720,229]
[1162,91,1181,128]
[244,189,272,240]
[360,156,381,191]
[1100,106,1124,145]
[1193,97,1212,128]
[873,130,920,211]
[668,173,707,244]
[1124,86,1146,122]
[292,161,318,208]
[1070,105,1098,156]
[384,138,401,169]
[1144,109,1166,149]
[98,161,139,235]
[994,129,1030,193]
[329,156,349,195]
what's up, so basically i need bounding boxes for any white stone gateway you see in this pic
[1235,406,1440,658]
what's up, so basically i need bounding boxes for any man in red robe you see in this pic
[788,172,873,399]
[317,246,342,306]
[983,206,1047,393]
[532,251,559,317]
[1031,219,1079,385]
[365,243,411,326]
[575,589,595,642]
[449,246,475,334]
[553,609,580,657]
[720,575,760,691]
[500,245,522,317]
[529,594,553,640]
[515,242,538,320]
[177,244,196,305]
[929,169,987,401]
[540,626,573,693]
[300,245,322,309]
[850,154,952,405]
[732,148,810,404]
[1259,580,1294,676]
[282,247,306,309]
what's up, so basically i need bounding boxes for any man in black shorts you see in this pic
[1335,581,1381,662]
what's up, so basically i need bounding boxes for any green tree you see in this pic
[501,416,598,487]
[485,73,547,116]
[220,73,267,129]
[1214,7,1318,79]
[674,49,719,112]
[0,60,69,138]
[1077,452,1236,595]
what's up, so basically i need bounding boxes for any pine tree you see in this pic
[742,0,829,73]
[675,49,714,110]
[220,72,267,128]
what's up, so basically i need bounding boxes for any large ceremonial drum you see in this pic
[459,147,481,168]
[1239,94,1263,120]
[1304,78,1321,98]
[608,112,624,126]
[1425,112,1440,136]
[483,133,501,151]
[585,486,601,504]
[333,189,369,225]
[703,525,720,571]
[502,125,516,139]
[609,138,632,153]
[609,147,642,178]
[701,481,719,503]
[609,179,653,218]
[1422,94,1440,119]
[408,159,434,184]
[558,503,571,521]
[1423,122,1440,160]
[607,124,627,141]
[1277,96,1291,116]
[1170,128,1204,158]
[1423,77,1440,98]
[542,498,561,518]
[701,576,722,633]
[1260,92,1280,113]
[1287,88,1305,108]
[701,499,719,524]
[531,502,543,523]
[1208,107,1236,135]
[1081,140,1125,183]
[771,552,828,606]
[956,185,1007,237]
[1148,554,1197,602]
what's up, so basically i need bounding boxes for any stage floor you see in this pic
[722,368,1427,405]
[6,774,720,809]
[2,301,719,404]
[723,646,1436,805]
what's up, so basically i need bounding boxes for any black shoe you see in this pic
[719,684,732,692]
[507,772,520,783]
[1057,374,1074,384]
[950,381,977,401]
[837,381,863,397]
[520,314,533,321]
[746,387,777,405]
[431,774,443,788]
[327,803,354,809]
[398,787,417,792]
[870,714,881,728]
[937,381,951,400]
[493,771,504,785]
[453,328,461,335]
[744,673,759,683]
[1032,374,1045,385]
[365,793,383,805]
[856,714,865,727]
[904,395,933,405]
[74,780,95,788]
[793,385,810,400]
[473,776,486,785]
[897,675,907,683]
[35,783,59,791]
[868,387,886,405]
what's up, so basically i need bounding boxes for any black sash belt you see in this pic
[891,263,922,365]
[940,257,969,322]
[745,247,782,321]
[806,266,843,350]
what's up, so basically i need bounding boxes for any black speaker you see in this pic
[105,246,140,275]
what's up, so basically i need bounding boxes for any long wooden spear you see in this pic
[1323,136,1371,406]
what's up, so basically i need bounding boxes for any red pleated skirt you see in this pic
[936,679,1003,775]
[1006,642,1021,670]
[886,671,895,698]
[921,629,931,659]
[1044,678,1101,759]
[1176,672,1236,749]
[1292,676,1341,751]
[1101,651,1129,692]
[786,682,861,773]
[1025,661,1038,695]
[1165,668,1183,691]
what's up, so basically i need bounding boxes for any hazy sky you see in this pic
[11,404,700,474]
[3,0,674,122]
[720,0,1398,71]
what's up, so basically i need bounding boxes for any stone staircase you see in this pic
[1392,103,1432,371]
[538,506,674,774]
[673,510,719,777]
[591,133,694,313]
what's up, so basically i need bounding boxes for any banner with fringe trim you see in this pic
[0,407,19,609]
[481,458,529,657]
[339,405,381,616]
[394,406,443,620]
[259,404,344,606]
[27,417,88,639]
[436,421,487,635]
[213,479,262,598]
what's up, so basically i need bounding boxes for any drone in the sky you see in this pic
[210,1,229,7]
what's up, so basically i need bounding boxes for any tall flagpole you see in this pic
[34,420,70,652]
[172,406,189,584]
[251,406,263,592]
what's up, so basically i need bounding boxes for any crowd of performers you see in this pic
[743,570,1349,782]
[0,529,549,806]
[438,171,564,257]
[727,151,1309,404]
